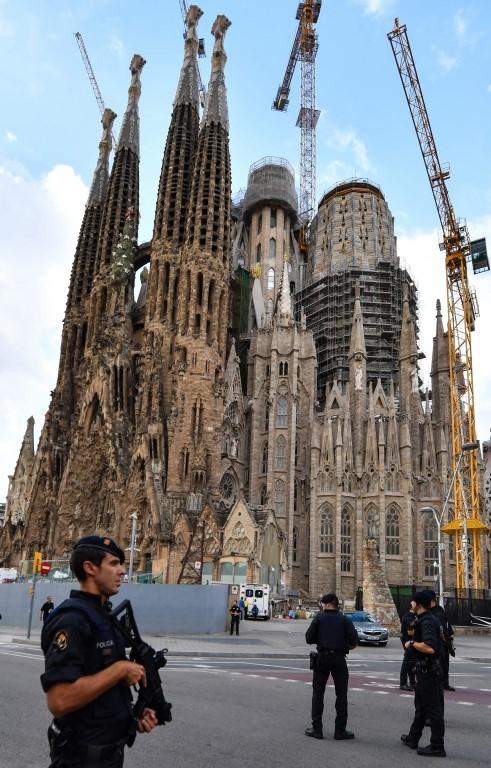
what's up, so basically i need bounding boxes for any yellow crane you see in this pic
[272,1,322,256]
[388,19,489,592]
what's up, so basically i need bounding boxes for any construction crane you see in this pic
[178,0,207,108]
[388,19,489,593]
[273,1,322,255]
[75,32,117,150]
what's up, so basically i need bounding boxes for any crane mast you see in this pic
[273,1,322,251]
[388,19,488,592]
[74,32,117,150]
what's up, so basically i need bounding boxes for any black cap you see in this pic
[413,589,433,608]
[321,593,339,606]
[73,535,125,564]
[426,589,437,601]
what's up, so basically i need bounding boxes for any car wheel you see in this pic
[378,642,387,647]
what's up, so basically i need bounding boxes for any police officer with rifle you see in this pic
[401,589,446,758]
[305,593,358,741]
[41,535,171,767]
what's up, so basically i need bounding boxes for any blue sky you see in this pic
[1,0,490,487]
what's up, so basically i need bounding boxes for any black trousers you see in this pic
[311,653,349,734]
[407,671,445,749]
[230,615,240,635]
[441,644,450,686]
[399,645,416,688]
[49,745,124,768]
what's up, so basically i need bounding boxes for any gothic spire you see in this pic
[65,108,116,310]
[399,282,418,364]
[184,14,231,261]
[348,281,366,359]
[274,259,293,321]
[152,6,202,246]
[201,14,231,131]
[94,55,145,276]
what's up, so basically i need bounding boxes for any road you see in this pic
[0,641,489,767]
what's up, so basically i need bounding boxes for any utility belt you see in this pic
[310,649,345,669]
[48,721,131,766]
[414,657,443,677]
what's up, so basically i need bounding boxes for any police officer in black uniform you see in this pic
[401,589,446,757]
[305,593,358,741]
[428,589,455,691]
[41,535,158,767]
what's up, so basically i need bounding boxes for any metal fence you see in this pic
[389,584,491,627]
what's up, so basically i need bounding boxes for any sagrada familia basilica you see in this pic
[2,7,482,602]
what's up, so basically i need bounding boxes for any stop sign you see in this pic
[40,561,51,575]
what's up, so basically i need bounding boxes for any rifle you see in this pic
[110,600,172,726]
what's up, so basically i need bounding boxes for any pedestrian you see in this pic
[238,595,245,620]
[251,601,259,619]
[230,600,240,636]
[429,590,455,691]
[40,535,158,767]
[400,589,446,757]
[304,593,358,741]
[399,600,417,690]
[244,596,249,619]
[40,595,55,623]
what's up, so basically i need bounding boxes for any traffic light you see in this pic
[33,551,42,573]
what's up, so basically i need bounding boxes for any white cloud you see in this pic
[110,34,125,59]
[319,160,350,189]
[0,163,87,489]
[352,0,394,16]
[488,84,491,94]
[454,9,467,42]
[4,130,17,143]
[328,127,371,173]
[397,216,491,443]
[436,49,457,73]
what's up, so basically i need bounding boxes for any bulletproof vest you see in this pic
[414,611,442,657]
[316,610,350,651]
[45,596,133,737]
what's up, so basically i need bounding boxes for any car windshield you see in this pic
[345,611,376,623]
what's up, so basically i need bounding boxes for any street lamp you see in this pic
[421,440,480,605]
[127,512,138,583]
[268,565,276,591]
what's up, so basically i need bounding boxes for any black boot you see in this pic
[417,744,446,757]
[334,730,355,740]
[305,727,323,739]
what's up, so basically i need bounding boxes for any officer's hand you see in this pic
[137,708,158,733]
[118,660,147,687]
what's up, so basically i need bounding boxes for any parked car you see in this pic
[343,610,389,647]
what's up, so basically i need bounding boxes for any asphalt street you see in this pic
[0,640,490,768]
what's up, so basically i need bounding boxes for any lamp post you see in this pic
[128,512,138,583]
[421,440,480,605]
[268,565,276,591]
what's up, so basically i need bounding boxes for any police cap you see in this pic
[73,535,125,564]
[413,589,433,608]
[426,589,437,601]
[321,592,339,607]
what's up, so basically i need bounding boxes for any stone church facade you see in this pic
[2,6,481,601]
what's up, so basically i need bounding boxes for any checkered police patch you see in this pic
[54,630,69,651]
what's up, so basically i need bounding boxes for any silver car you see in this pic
[344,611,389,647]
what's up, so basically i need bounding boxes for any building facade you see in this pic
[1,6,487,601]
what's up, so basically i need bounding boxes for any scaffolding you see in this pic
[295,264,418,400]
[242,157,298,218]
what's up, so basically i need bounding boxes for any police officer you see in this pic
[229,601,241,636]
[428,589,455,691]
[41,535,158,767]
[399,599,417,690]
[401,589,446,757]
[305,593,358,741]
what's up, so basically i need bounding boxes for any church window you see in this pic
[265,405,269,433]
[341,506,353,572]
[196,272,203,305]
[256,242,262,263]
[269,237,276,260]
[208,279,215,311]
[257,213,262,234]
[295,437,299,467]
[423,511,438,577]
[266,364,270,377]
[275,479,285,516]
[270,208,277,228]
[267,268,275,290]
[260,485,267,506]
[292,526,298,562]
[275,436,287,470]
[386,505,400,555]
[320,506,334,553]
[262,442,268,474]
[276,396,288,428]
[294,479,298,511]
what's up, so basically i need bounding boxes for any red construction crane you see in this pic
[388,18,489,592]
[273,1,322,254]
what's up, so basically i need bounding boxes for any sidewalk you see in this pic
[2,618,490,661]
